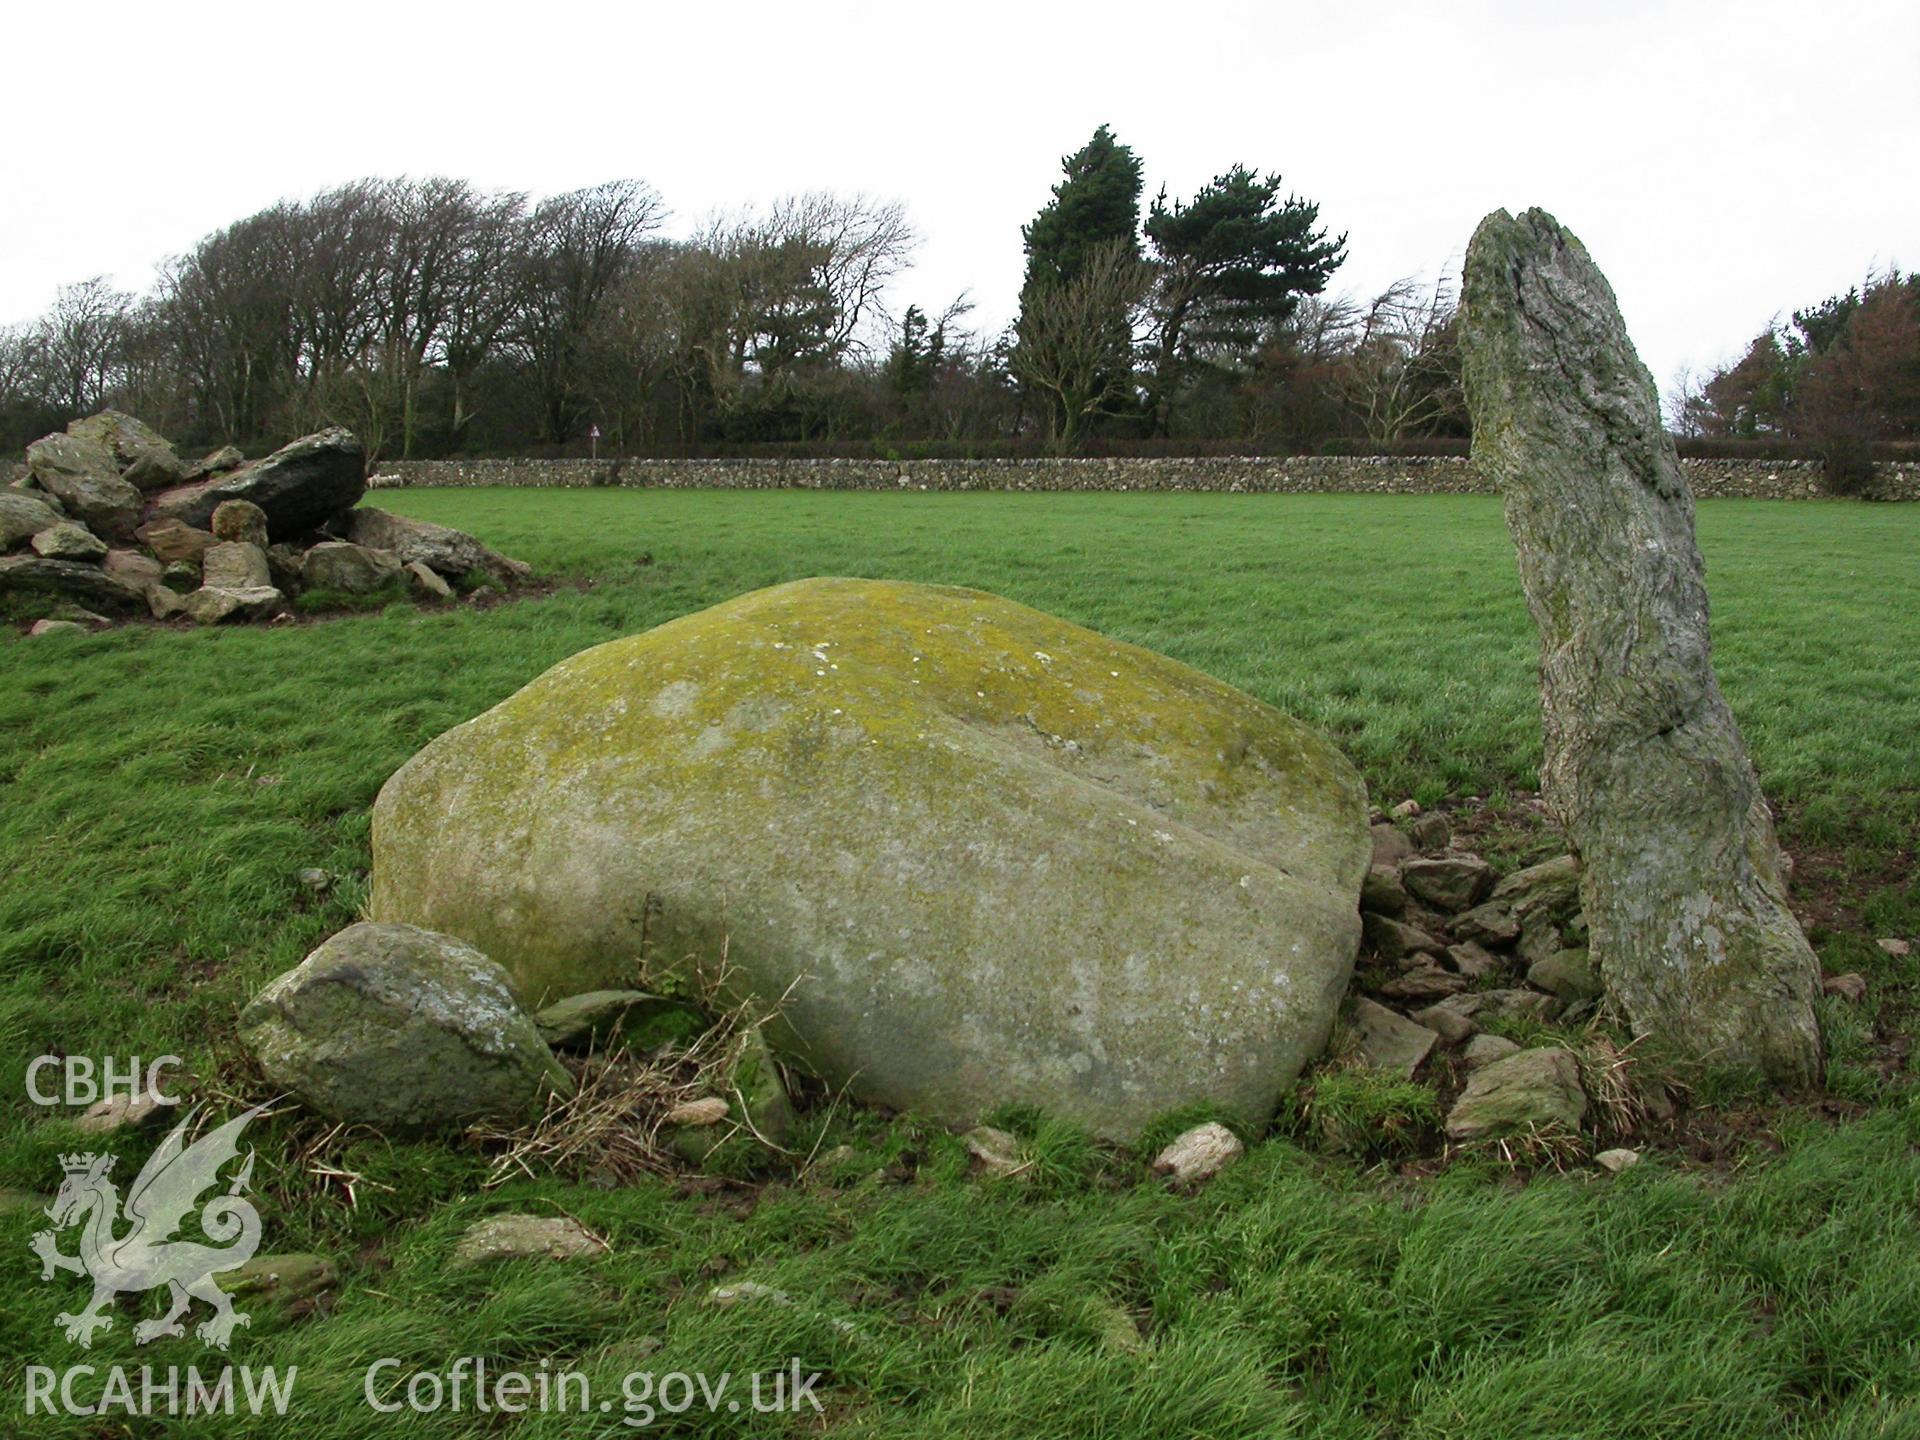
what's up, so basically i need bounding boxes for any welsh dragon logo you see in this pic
[30,1104,268,1349]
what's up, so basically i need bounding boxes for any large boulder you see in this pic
[0,492,63,550]
[202,541,272,590]
[370,577,1370,1140]
[135,517,218,564]
[239,921,571,1136]
[0,555,148,611]
[149,428,364,540]
[302,540,402,594]
[30,522,107,562]
[66,411,184,491]
[342,506,529,586]
[24,433,143,541]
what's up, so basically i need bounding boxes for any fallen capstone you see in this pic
[371,577,1370,1141]
[342,505,529,585]
[1461,207,1822,1083]
[150,427,365,540]
[239,921,572,1135]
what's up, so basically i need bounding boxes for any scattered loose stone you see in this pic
[1376,966,1468,1002]
[297,867,334,892]
[1370,823,1414,868]
[1821,973,1867,1002]
[211,499,270,546]
[1402,854,1494,912]
[1390,799,1422,818]
[453,1214,607,1266]
[239,921,573,1135]
[1527,947,1602,1003]
[215,1253,337,1302]
[1413,1000,1477,1045]
[1474,988,1562,1022]
[1352,996,1439,1076]
[182,584,285,625]
[1363,912,1445,963]
[406,560,453,600]
[202,541,272,590]
[663,1097,730,1127]
[1445,941,1503,979]
[1462,1034,1521,1070]
[532,990,704,1052]
[148,585,189,620]
[75,1091,176,1134]
[1444,1046,1587,1140]
[1595,1148,1642,1174]
[1489,854,1582,922]
[1410,813,1452,852]
[1517,918,1565,968]
[1360,864,1409,917]
[1876,938,1911,958]
[1453,902,1521,947]
[1152,1122,1243,1185]
[27,619,88,637]
[962,1125,1026,1178]
[30,521,106,561]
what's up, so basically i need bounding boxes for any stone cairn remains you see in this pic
[3,411,530,632]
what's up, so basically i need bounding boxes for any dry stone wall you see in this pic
[365,455,1920,500]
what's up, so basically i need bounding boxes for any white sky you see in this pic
[5,0,1915,394]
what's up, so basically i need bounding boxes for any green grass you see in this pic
[2,489,1917,1436]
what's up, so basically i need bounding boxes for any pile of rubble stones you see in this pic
[2,411,529,633]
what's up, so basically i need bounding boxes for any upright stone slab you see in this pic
[1459,208,1822,1083]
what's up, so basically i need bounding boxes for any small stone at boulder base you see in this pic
[303,541,403,594]
[1413,1000,1477,1045]
[1391,799,1422,819]
[104,549,162,594]
[1371,824,1414,868]
[0,555,147,611]
[532,990,704,1052]
[1473,988,1562,1022]
[75,1091,174,1134]
[406,560,453,600]
[25,433,143,540]
[238,920,572,1135]
[1595,1148,1642,1174]
[136,518,218,564]
[1528,947,1602,1003]
[27,619,88,637]
[1377,966,1469,1002]
[1875,938,1911,958]
[150,427,365,539]
[1360,865,1409,917]
[1411,813,1452,851]
[663,1096,730,1127]
[51,604,112,627]
[214,1253,336,1303]
[370,577,1370,1142]
[148,585,189,620]
[1518,918,1565,969]
[1363,912,1445,963]
[1462,1034,1521,1070]
[1453,902,1521,947]
[0,491,63,549]
[668,1025,795,1165]
[297,868,333,892]
[211,498,270,546]
[1402,855,1494,912]
[453,1214,607,1267]
[1445,941,1503,979]
[1444,1046,1588,1141]
[30,521,107,561]
[1490,855,1583,923]
[1821,973,1867,1002]
[182,585,284,625]
[202,541,271,590]
[1351,996,1438,1076]
[962,1125,1026,1178]
[1152,1123,1243,1185]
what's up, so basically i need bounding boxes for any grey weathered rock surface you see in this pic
[531,989,703,1051]
[452,1214,606,1266]
[0,555,147,610]
[405,559,453,600]
[1402,854,1494,912]
[1462,207,1822,1083]
[1152,1122,1243,1184]
[150,427,365,539]
[1351,996,1438,1076]
[239,921,571,1136]
[182,584,284,625]
[1444,1045,1587,1140]
[27,619,89,637]
[302,540,402,593]
[135,518,218,564]
[68,410,185,491]
[343,505,528,585]
[371,577,1370,1140]
[0,491,62,549]
[25,433,143,540]
[211,498,270,546]
[30,521,107,561]
[184,445,246,483]
[202,541,272,590]
[1462,1034,1521,1070]
[1528,947,1601,1004]
[103,549,162,593]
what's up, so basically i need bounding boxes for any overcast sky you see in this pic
[6,1,1914,393]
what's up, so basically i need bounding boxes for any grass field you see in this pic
[2,489,1917,1437]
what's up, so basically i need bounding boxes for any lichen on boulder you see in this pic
[371,576,1370,1140]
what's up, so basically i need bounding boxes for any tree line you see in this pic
[0,129,1585,463]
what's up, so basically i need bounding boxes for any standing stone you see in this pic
[1460,208,1822,1084]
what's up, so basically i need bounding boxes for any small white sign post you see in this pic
[589,424,601,462]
